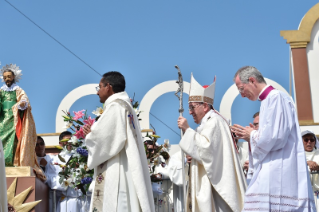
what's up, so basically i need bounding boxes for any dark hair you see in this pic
[59,131,72,141]
[37,136,45,143]
[145,140,155,145]
[101,71,125,93]
[253,112,260,118]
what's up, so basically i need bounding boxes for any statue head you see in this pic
[0,64,22,87]
[3,70,15,87]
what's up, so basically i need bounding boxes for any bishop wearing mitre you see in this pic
[177,74,247,212]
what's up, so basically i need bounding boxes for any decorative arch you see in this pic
[139,81,190,130]
[55,84,98,132]
[219,78,289,124]
[281,3,319,48]
[55,79,288,132]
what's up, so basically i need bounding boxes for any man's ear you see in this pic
[204,103,211,113]
[107,83,114,94]
[249,77,257,86]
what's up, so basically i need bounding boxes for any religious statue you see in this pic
[0,64,45,181]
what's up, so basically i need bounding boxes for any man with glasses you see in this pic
[252,111,259,130]
[302,130,319,210]
[232,66,315,211]
[83,71,154,212]
[177,74,246,212]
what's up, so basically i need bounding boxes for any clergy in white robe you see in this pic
[302,130,319,210]
[232,66,315,211]
[237,143,248,173]
[154,151,187,212]
[35,136,56,182]
[177,74,247,212]
[84,71,154,212]
[0,139,8,212]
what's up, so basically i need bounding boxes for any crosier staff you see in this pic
[174,65,186,212]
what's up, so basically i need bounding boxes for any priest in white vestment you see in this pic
[177,74,247,212]
[84,71,155,212]
[302,130,319,210]
[0,139,8,212]
[232,66,315,211]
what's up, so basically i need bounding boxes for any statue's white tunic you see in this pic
[180,110,247,212]
[244,89,316,211]
[86,91,154,212]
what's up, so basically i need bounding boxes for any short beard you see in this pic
[5,80,14,88]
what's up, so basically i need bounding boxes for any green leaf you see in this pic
[75,120,84,125]
[60,138,70,143]
[58,155,66,163]
[81,168,85,174]
[59,176,64,185]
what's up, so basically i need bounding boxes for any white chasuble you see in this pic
[86,91,155,212]
[305,150,319,211]
[245,89,316,211]
[180,109,247,212]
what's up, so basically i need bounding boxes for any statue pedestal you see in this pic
[6,167,49,212]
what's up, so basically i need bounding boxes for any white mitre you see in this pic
[188,73,216,105]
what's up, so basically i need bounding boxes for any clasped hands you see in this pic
[231,124,254,142]
[307,161,319,171]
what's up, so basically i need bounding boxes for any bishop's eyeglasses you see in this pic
[188,103,203,111]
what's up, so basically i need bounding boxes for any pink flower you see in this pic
[83,116,95,126]
[75,127,85,139]
[73,110,85,120]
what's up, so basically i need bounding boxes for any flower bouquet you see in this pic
[57,109,99,195]
[144,133,170,182]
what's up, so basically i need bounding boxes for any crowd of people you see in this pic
[1,64,319,211]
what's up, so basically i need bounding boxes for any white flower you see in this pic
[68,136,78,145]
[79,163,85,170]
[92,107,104,116]
[63,121,72,129]
[59,147,70,158]
[62,178,72,188]
[163,139,171,151]
[73,152,81,158]
[75,168,82,176]
[134,108,142,116]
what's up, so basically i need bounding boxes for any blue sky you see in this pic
[0,0,317,144]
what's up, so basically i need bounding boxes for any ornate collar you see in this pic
[1,83,20,91]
